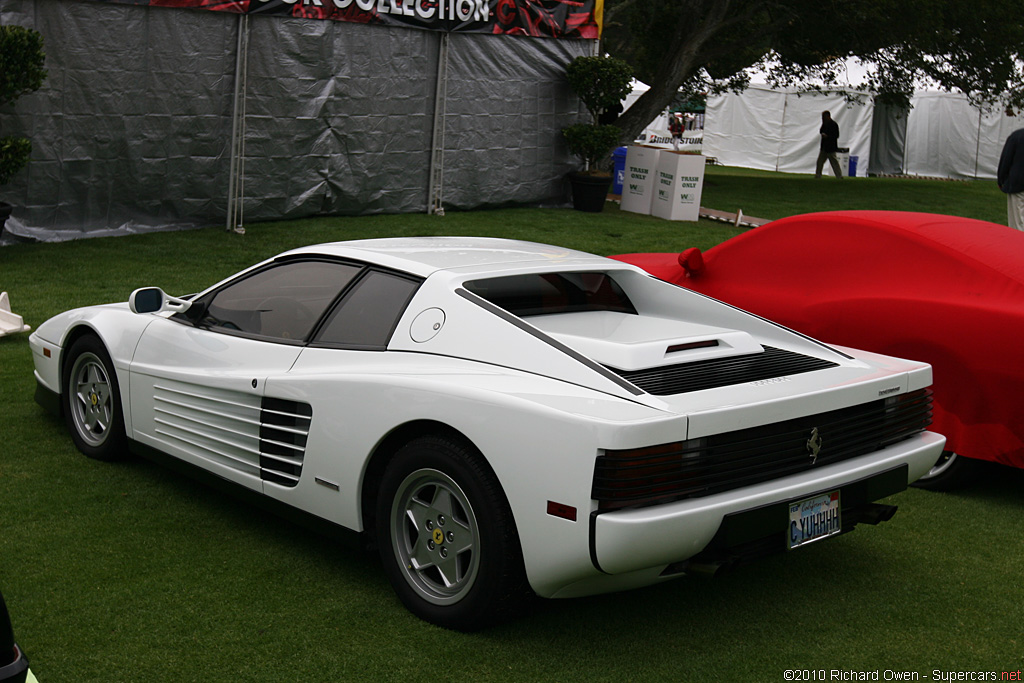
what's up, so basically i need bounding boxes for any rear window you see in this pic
[464,272,636,317]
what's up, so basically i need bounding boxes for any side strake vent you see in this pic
[260,397,312,488]
[608,346,839,396]
[153,384,311,488]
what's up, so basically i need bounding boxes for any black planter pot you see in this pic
[567,172,612,213]
[0,202,12,239]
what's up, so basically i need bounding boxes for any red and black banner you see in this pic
[85,0,602,38]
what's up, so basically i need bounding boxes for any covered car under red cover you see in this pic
[613,210,1024,473]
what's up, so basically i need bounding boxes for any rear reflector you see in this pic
[547,501,577,521]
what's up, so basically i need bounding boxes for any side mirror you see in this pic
[129,287,192,315]
[677,248,706,278]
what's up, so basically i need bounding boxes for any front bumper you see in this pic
[0,644,29,683]
[590,430,944,575]
[34,379,61,418]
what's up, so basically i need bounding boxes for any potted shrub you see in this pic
[0,24,47,231]
[562,55,632,212]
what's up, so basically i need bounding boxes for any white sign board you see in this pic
[651,152,706,221]
[620,146,661,215]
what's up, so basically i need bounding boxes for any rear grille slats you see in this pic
[609,346,839,395]
[593,389,933,510]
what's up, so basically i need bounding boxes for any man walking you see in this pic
[815,111,842,179]
[997,126,1024,230]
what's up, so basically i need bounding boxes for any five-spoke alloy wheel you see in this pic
[376,435,529,630]
[62,335,127,460]
[389,468,481,605]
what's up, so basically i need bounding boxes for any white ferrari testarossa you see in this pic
[30,237,944,629]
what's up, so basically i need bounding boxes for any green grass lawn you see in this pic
[1,169,1020,681]
[701,165,1008,224]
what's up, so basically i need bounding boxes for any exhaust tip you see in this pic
[860,503,898,525]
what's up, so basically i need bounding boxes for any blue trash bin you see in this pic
[612,146,628,195]
[848,155,858,177]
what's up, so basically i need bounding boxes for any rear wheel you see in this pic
[376,435,530,630]
[911,450,982,491]
[62,335,127,461]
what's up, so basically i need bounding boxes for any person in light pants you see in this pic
[998,127,1024,231]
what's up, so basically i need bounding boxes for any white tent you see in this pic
[702,84,1024,180]
[703,85,873,175]
[903,92,1024,179]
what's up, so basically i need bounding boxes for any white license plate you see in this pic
[788,490,842,549]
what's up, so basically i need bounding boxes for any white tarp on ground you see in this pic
[903,92,1024,180]
[703,85,873,175]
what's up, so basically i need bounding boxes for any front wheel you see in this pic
[375,436,530,630]
[911,450,982,491]
[62,335,128,461]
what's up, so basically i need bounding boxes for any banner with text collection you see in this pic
[82,0,602,38]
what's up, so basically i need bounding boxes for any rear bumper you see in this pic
[590,431,944,575]
[679,466,904,576]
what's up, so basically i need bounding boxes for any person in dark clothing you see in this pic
[997,127,1024,231]
[815,110,842,179]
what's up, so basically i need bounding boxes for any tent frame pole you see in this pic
[973,106,983,179]
[427,32,450,216]
[226,13,250,233]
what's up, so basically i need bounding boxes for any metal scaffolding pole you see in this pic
[426,32,449,216]
[226,13,250,234]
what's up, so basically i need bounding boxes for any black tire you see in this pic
[911,450,982,491]
[375,435,530,631]
[61,335,128,461]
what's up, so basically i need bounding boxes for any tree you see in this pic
[0,24,47,186]
[602,0,1024,143]
[562,56,632,173]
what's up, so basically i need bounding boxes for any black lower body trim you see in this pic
[34,380,61,417]
[128,439,361,543]
[664,464,909,577]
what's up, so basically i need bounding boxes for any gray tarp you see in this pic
[867,103,907,176]
[0,0,589,242]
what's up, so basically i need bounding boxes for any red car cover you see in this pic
[613,211,1024,469]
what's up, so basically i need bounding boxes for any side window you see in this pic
[314,271,420,349]
[199,261,362,341]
